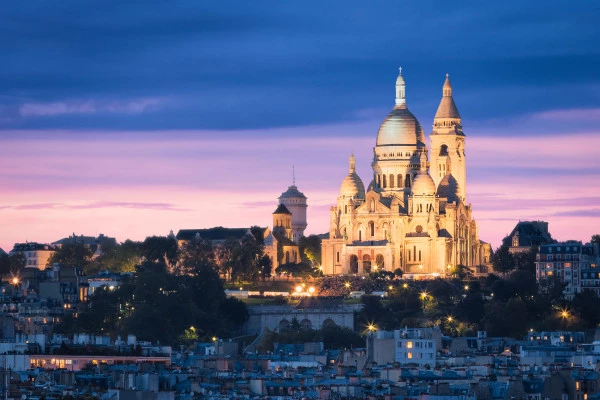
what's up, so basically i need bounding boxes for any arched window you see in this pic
[350,255,359,274]
[358,230,362,241]
[285,251,290,264]
[383,175,387,188]
[405,174,411,188]
[440,145,448,156]
[337,252,340,263]
[398,174,402,188]
[369,221,375,237]
[408,250,411,262]
[419,250,422,261]
[376,174,381,187]
[390,174,395,188]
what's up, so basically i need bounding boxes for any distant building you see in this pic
[264,183,308,269]
[52,233,116,258]
[535,241,599,298]
[368,327,441,367]
[503,221,556,254]
[175,227,269,246]
[87,271,124,295]
[9,242,56,270]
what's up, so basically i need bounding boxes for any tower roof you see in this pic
[434,74,461,119]
[279,185,307,200]
[273,203,292,215]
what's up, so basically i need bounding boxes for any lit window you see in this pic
[406,341,413,348]
[407,352,413,359]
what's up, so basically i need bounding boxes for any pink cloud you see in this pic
[0,113,599,252]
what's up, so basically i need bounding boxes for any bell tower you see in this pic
[430,74,466,202]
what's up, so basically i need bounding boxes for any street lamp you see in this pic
[295,285,303,293]
[344,282,351,289]
[367,323,377,332]
[420,291,429,300]
[308,286,315,295]
[402,283,408,289]
[447,316,454,323]
[464,285,469,291]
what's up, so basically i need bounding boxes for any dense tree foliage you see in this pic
[59,259,247,344]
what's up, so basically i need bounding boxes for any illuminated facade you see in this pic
[322,70,491,277]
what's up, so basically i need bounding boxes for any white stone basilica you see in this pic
[321,70,491,276]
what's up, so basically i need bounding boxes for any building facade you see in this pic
[322,70,490,276]
[264,184,308,268]
[535,241,600,299]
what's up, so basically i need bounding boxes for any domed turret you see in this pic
[411,172,436,196]
[436,174,460,203]
[411,154,435,196]
[376,68,425,146]
[340,154,365,199]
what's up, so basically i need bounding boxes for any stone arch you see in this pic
[440,144,449,156]
[350,255,359,274]
[322,318,337,329]
[279,319,290,332]
[300,319,312,330]
[362,254,372,274]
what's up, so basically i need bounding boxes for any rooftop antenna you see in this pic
[292,165,296,186]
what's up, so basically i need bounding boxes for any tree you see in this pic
[47,244,93,268]
[491,245,515,276]
[0,253,25,276]
[142,236,178,268]
[298,235,322,267]
[97,240,142,273]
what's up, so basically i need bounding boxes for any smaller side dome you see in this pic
[340,154,365,199]
[411,172,436,196]
[436,174,460,203]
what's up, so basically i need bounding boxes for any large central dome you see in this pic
[375,69,425,147]
[376,105,425,146]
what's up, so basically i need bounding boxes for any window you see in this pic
[390,174,395,188]
[419,250,422,262]
[407,352,413,359]
[398,174,402,188]
[406,341,413,348]
[337,252,340,263]
[369,221,375,237]
[383,175,387,188]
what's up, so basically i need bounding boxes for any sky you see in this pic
[1,0,599,252]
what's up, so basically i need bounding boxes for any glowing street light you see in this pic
[402,283,408,289]
[11,277,19,286]
[388,285,393,291]
[295,285,303,293]
[447,316,454,323]
[464,285,469,291]
[560,310,569,319]
[212,336,217,342]
[367,323,377,332]
[344,282,351,289]
[308,286,315,295]
[420,291,429,300]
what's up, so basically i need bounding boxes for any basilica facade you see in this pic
[321,70,491,277]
